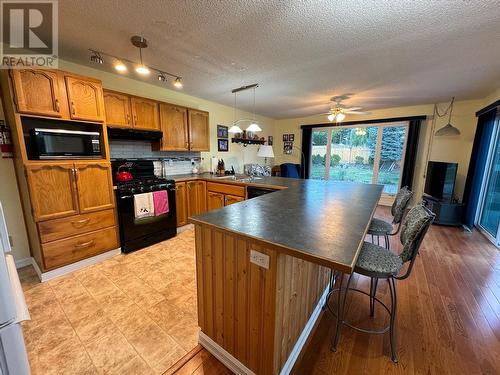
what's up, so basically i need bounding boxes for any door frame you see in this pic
[475,116,500,247]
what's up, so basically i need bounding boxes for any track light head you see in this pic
[174,77,183,88]
[158,73,166,82]
[89,51,103,64]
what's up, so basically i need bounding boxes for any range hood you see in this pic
[107,126,163,141]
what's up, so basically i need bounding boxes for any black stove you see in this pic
[111,159,177,253]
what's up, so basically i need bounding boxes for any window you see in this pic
[311,122,409,195]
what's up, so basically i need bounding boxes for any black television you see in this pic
[424,161,458,201]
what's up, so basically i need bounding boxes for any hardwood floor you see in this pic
[293,206,500,374]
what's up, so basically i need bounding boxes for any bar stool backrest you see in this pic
[397,204,435,279]
[391,186,414,224]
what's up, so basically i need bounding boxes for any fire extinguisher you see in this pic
[0,121,13,159]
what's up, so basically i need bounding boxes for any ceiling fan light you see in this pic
[228,125,243,133]
[246,123,262,132]
[135,65,150,75]
[327,114,335,122]
[335,113,346,122]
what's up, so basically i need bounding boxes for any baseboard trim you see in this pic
[198,332,255,375]
[32,248,121,282]
[14,257,32,269]
[279,286,329,375]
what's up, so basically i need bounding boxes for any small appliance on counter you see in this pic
[111,159,177,253]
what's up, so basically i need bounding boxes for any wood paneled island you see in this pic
[189,179,383,374]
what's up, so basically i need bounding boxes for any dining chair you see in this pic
[368,186,413,249]
[329,203,435,362]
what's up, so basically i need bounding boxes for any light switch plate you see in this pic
[250,249,270,269]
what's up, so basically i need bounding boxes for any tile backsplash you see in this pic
[109,139,201,175]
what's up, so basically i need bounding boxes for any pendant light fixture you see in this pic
[229,83,264,133]
[435,97,461,136]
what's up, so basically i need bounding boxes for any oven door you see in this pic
[32,128,102,159]
[116,185,177,253]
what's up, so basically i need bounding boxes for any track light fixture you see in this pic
[88,35,183,88]
[89,50,103,64]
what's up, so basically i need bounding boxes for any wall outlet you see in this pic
[250,250,270,269]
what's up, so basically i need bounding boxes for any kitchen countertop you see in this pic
[187,175,383,273]
[166,172,294,189]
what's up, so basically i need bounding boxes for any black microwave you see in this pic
[30,128,102,159]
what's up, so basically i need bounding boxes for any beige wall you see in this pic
[0,101,31,263]
[272,94,500,202]
[59,60,274,173]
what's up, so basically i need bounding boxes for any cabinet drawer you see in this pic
[42,226,118,270]
[206,182,245,197]
[38,209,116,243]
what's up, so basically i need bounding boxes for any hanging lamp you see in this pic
[435,97,461,136]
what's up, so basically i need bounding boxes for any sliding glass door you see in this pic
[311,122,408,196]
[477,118,500,246]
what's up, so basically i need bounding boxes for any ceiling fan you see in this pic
[321,94,370,122]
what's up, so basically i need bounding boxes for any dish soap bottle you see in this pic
[191,159,198,174]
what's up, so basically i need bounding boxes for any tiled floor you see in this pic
[19,228,199,375]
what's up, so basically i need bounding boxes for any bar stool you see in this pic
[367,186,413,249]
[328,203,435,362]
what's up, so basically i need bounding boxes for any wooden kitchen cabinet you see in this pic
[187,180,207,217]
[10,69,64,118]
[207,191,225,211]
[26,163,79,221]
[188,109,210,151]
[103,90,132,127]
[65,75,105,122]
[74,161,114,213]
[158,103,189,151]
[175,182,188,227]
[225,194,244,206]
[131,97,160,130]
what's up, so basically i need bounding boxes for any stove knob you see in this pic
[130,188,135,194]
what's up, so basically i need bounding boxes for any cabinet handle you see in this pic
[70,101,76,115]
[126,113,130,124]
[74,240,95,249]
[55,99,60,112]
[184,142,189,149]
[134,114,137,124]
[71,218,90,227]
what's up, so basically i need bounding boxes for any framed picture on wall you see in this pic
[218,139,229,152]
[268,135,273,145]
[217,125,228,139]
[283,141,293,154]
[288,134,295,141]
[283,134,289,141]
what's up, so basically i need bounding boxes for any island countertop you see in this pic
[189,177,383,273]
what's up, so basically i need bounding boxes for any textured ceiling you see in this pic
[58,0,500,119]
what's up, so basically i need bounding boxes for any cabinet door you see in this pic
[207,191,225,211]
[159,103,189,150]
[188,109,210,151]
[175,182,188,227]
[131,97,159,130]
[103,91,132,127]
[225,194,244,206]
[187,180,207,217]
[74,162,114,213]
[65,76,105,122]
[26,163,78,221]
[11,69,64,117]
